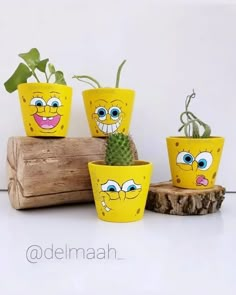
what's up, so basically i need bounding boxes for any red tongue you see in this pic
[33,114,61,129]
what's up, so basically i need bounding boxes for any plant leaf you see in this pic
[37,58,49,72]
[48,63,56,74]
[4,63,32,93]
[54,71,66,85]
[19,48,40,70]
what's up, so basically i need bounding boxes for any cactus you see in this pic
[105,133,134,166]
[178,89,211,138]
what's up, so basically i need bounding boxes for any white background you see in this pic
[0,0,235,190]
[0,192,236,295]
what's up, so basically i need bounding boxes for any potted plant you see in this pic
[4,48,72,137]
[166,90,224,189]
[73,60,135,137]
[88,133,152,222]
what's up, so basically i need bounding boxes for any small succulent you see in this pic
[105,133,134,166]
[73,60,127,88]
[178,90,211,138]
[4,48,66,93]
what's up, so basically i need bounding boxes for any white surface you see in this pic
[0,1,236,190]
[0,191,236,295]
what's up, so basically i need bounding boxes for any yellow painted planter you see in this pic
[88,161,152,222]
[82,88,135,137]
[166,137,224,189]
[18,83,72,137]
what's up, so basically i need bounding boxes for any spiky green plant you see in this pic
[178,90,211,138]
[73,60,126,88]
[105,133,134,166]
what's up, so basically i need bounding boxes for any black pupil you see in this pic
[99,110,105,116]
[52,102,58,107]
[185,156,191,162]
[199,161,204,167]
[129,186,135,191]
[36,102,42,106]
[108,188,115,191]
[112,110,118,116]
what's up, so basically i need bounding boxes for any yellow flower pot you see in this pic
[166,137,224,189]
[82,88,135,137]
[88,160,152,222]
[18,83,72,137]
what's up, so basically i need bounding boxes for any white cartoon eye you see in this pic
[122,180,141,192]
[30,97,46,107]
[195,152,213,170]
[95,107,107,121]
[177,151,194,165]
[101,180,121,192]
[47,97,62,107]
[109,107,121,120]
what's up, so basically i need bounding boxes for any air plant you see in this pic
[4,48,67,93]
[73,60,127,88]
[178,90,211,138]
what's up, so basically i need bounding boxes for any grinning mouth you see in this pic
[96,118,122,134]
[33,114,61,129]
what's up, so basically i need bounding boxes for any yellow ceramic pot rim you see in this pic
[17,82,72,90]
[89,160,151,167]
[82,88,135,95]
[167,136,224,140]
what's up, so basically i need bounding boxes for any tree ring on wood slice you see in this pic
[146,181,226,216]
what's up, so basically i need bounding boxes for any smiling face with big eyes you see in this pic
[18,83,72,136]
[92,99,124,134]
[30,94,63,130]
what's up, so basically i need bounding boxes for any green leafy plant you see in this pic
[105,133,134,166]
[178,90,211,138]
[4,48,66,93]
[73,60,127,88]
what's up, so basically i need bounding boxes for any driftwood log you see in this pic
[146,182,225,215]
[7,136,138,209]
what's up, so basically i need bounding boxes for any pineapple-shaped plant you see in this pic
[105,133,134,166]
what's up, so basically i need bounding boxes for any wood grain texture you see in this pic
[7,136,138,209]
[146,182,225,215]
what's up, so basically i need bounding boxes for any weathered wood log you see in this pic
[146,182,225,215]
[7,136,138,209]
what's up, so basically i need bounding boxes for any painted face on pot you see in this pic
[18,84,72,136]
[92,99,125,135]
[173,141,223,188]
[99,179,142,212]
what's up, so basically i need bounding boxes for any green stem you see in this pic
[32,70,40,82]
[115,59,126,88]
[45,71,49,83]
[47,73,53,83]
[73,75,101,88]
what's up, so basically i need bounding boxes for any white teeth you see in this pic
[101,201,106,207]
[96,119,122,134]
[102,124,108,133]
[43,117,47,121]
[49,117,53,120]
[107,125,113,133]
[105,207,111,212]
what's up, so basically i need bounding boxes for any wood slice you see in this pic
[7,136,138,210]
[146,182,225,215]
